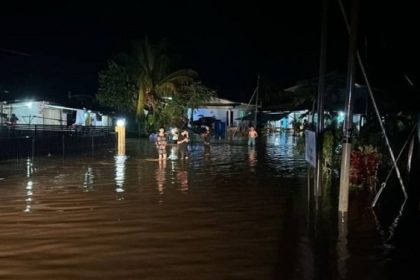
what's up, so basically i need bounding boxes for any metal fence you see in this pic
[0,124,116,160]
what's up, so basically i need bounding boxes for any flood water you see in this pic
[0,133,419,279]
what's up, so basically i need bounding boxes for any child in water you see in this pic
[155,128,168,160]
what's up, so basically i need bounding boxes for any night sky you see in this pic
[1,0,419,105]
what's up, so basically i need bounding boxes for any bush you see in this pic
[350,145,380,191]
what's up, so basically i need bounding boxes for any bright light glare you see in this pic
[26,102,33,108]
[116,119,125,127]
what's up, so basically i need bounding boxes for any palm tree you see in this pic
[97,37,215,135]
[134,38,197,126]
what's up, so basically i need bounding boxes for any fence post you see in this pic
[31,136,35,161]
[91,134,94,156]
[62,134,65,158]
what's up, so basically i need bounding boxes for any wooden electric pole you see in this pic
[338,0,360,212]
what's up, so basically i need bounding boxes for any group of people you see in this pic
[155,127,190,161]
[154,125,258,160]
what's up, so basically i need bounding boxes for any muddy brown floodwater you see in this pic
[0,133,419,279]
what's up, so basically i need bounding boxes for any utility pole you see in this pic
[314,0,329,196]
[254,74,260,128]
[338,0,360,212]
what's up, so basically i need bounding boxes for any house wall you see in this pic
[5,101,113,127]
[9,102,43,125]
[267,119,288,130]
[269,110,364,131]
[74,110,107,126]
[101,116,113,126]
[188,107,250,127]
[43,108,62,125]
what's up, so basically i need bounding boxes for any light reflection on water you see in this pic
[0,133,419,279]
[114,155,127,197]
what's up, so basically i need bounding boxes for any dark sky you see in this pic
[1,0,419,104]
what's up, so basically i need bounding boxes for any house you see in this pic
[261,73,367,132]
[187,97,257,128]
[235,111,290,131]
[0,100,117,160]
[0,100,113,127]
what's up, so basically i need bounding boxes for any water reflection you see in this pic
[337,211,349,280]
[264,132,306,177]
[24,158,34,213]
[156,159,167,195]
[26,157,33,177]
[203,143,211,160]
[168,145,178,160]
[114,155,127,200]
[0,136,418,279]
[82,165,94,192]
[24,179,33,213]
[176,164,189,192]
[248,146,257,169]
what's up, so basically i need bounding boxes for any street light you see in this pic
[116,118,125,127]
[115,118,126,155]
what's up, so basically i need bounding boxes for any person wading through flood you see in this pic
[155,128,168,161]
[201,125,210,145]
[248,126,258,147]
[177,128,189,160]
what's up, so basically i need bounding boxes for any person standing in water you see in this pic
[155,128,168,161]
[201,125,210,145]
[177,128,189,160]
[248,126,258,147]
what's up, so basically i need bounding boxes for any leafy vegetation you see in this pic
[350,145,380,191]
[96,37,215,135]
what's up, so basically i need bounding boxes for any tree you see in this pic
[153,81,216,130]
[96,37,215,135]
[97,54,137,114]
[134,38,198,120]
